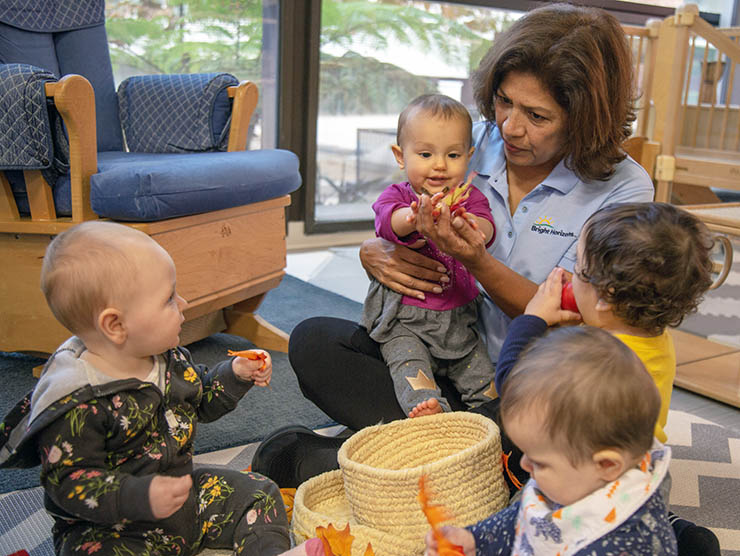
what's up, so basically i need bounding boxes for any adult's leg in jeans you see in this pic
[288,317,407,430]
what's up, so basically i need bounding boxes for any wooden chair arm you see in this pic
[226,80,259,152]
[709,234,733,290]
[623,136,661,180]
[46,74,98,222]
[0,74,97,233]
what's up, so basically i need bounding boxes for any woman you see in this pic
[265,10,721,551]
[287,3,653,431]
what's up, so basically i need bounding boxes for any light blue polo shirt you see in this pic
[468,121,655,365]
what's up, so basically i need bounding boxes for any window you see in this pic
[313,0,521,227]
[105,0,279,150]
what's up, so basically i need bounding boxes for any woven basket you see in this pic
[292,470,424,556]
[338,412,508,544]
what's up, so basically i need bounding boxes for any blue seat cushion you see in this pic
[89,149,301,221]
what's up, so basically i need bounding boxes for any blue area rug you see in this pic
[0,275,362,494]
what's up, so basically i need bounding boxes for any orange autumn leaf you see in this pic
[362,543,375,556]
[315,524,357,556]
[227,349,267,364]
[431,172,477,217]
[227,349,272,388]
[280,488,296,522]
[418,476,465,556]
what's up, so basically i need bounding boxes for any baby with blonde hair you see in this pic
[1,221,290,555]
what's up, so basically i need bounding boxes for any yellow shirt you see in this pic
[614,331,675,443]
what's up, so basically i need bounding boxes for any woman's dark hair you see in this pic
[472,3,636,181]
[579,202,715,335]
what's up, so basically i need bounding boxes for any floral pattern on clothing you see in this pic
[198,473,236,513]
[1,339,293,554]
[202,378,226,404]
[67,524,188,556]
[42,434,84,486]
[20,344,253,528]
[251,488,280,524]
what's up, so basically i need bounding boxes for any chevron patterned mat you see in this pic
[1,412,738,556]
[664,410,740,556]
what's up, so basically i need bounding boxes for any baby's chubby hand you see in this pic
[232,349,272,386]
[525,267,581,326]
[424,525,475,556]
[149,474,192,519]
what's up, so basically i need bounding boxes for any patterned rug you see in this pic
[664,410,740,556]
[1,411,738,556]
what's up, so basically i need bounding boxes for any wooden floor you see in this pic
[671,329,740,421]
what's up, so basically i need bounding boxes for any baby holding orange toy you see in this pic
[360,93,496,418]
[426,326,677,555]
[0,221,289,555]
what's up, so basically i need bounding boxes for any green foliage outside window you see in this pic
[105,0,516,115]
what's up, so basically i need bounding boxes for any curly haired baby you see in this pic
[518,201,714,443]
[495,201,718,554]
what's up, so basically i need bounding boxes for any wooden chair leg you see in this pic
[0,173,20,220]
[224,295,289,352]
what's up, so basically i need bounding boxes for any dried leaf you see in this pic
[227,349,271,388]
[227,349,267,364]
[419,476,465,556]
[315,523,355,556]
[280,488,296,521]
[432,172,477,217]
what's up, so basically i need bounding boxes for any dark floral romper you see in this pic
[0,339,289,556]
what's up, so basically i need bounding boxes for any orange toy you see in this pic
[418,476,465,555]
[227,349,271,387]
[227,349,267,367]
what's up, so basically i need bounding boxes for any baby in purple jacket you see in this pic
[361,94,496,418]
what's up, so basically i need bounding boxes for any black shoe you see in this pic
[251,425,349,488]
[670,513,721,556]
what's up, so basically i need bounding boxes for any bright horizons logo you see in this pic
[531,216,576,238]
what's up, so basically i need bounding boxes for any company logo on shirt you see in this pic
[531,216,576,238]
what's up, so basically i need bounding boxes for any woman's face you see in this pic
[494,71,567,172]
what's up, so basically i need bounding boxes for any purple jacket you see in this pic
[373,181,495,311]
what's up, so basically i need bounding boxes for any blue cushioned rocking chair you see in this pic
[0,1,302,365]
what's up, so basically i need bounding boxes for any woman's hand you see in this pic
[424,526,475,556]
[524,267,581,326]
[416,194,488,271]
[359,237,448,301]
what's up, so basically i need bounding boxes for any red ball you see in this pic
[561,281,579,313]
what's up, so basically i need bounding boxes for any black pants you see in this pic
[288,316,527,495]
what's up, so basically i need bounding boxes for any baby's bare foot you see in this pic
[409,398,443,418]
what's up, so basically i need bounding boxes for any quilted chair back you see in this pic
[0,0,123,152]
